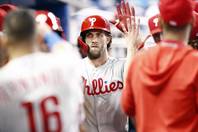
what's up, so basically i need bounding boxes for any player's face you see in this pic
[85,30,110,59]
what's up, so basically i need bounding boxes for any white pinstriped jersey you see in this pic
[0,51,84,132]
[81,57,127,132]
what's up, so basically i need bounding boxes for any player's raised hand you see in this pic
[110,0,135,32]
[121,16,142,53]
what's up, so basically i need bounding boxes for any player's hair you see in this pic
[159,17,192,33]
[3,9,36,42]
[163,23,191,32]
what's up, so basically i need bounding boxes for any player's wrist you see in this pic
[44,31,63,49]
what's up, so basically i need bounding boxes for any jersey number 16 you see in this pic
[22,95,62,132]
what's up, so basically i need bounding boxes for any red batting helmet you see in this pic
[0,4,17,31]
[148,14,162,35]
[0,4,17,12]
[0,9,6,31]
[78,15,111,57]
[35,10,63,32]
[80,15,111,36]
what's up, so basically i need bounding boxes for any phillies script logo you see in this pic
[82,77,123,96]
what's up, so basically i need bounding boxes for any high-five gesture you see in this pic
[112,0,142,52]
[121,16,141,52]
[110,0,135,32]
[111,0,143,80]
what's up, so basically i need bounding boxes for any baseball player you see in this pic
[147,12,198,50]
[35,10,66,52]
[77,1,140,131]
[0,9,84,132]
[35,10,65,38]
[121,0,198,131]
[138,14,162,50]
[139,14,162,50]
[79,15,127,132]
[148,14,162,44]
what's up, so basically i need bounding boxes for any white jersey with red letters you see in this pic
[81,57,127,132]
[0,50,84,132]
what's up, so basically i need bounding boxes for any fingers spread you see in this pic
[126,2,131,16]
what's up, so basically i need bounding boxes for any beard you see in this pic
[87,47,103,60]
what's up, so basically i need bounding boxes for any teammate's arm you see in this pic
[121,15,141,78]
[121,61,135,117]
[112,0,141,78]
[36,22,72,52]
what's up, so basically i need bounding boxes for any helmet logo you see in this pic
[89,17,96,27]
[36,14,47,24]
[48,12,58,30]
[153,18,159,27]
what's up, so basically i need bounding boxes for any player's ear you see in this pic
[1,33,7,47]
[106,35,112,45]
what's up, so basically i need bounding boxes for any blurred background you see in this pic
[0,0,160,57]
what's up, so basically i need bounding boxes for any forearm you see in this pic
[124,46,136,79]
[124,36,141,78]
[44,30,75,53]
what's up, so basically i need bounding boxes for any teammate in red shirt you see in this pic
[121,0,198,131]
